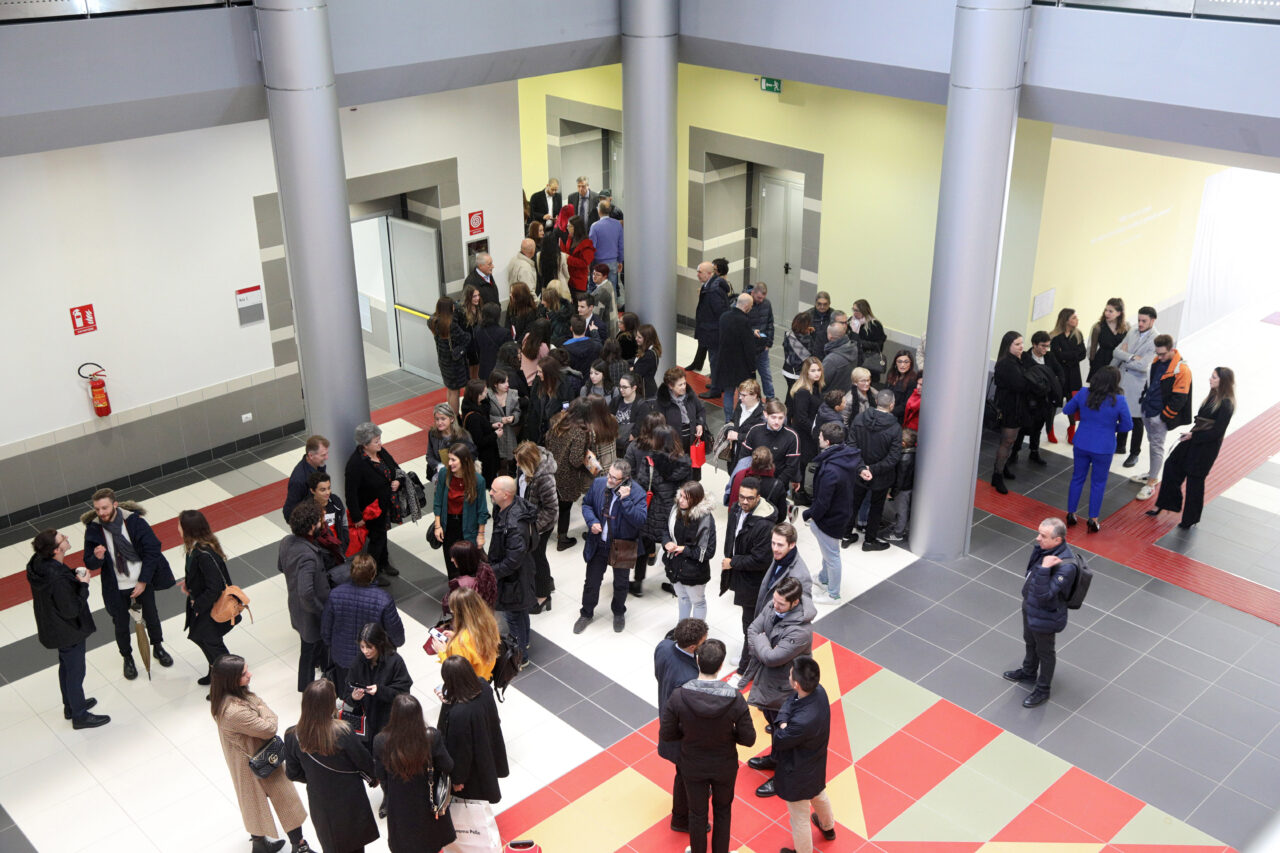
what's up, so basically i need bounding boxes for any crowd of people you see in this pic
[19,185,1243,853]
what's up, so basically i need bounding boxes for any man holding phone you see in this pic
[575,460,648,634]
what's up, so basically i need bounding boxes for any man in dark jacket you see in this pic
[560,315,603,375]
[529,177,562,227]
[802,422,862,601]
[82,488,176,680]
[721,480,778,676]
[465,252,500,305]
[28,529,110,728]
[654,617,709,833]
[1134,337,1192,501]
[774,656,837,852]
[575,461,649,634]
[820,323,859,395]
[1002,518,1078,708]
[283,434,329,522]
[844,390,903,551]
[690,260,732,395]
[747,282,776,399]
[659,638,756,853]
[807,292,834,361]
[745,577,813,797]
[713,293,761,412]
[1015,331,1066,466]
[488,476,537,659]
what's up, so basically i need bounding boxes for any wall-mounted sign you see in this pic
[236,285,265,326]
[468,210,485,236]
[70,304,98,335]
[760,76,782,94]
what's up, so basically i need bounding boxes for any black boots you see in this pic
[1029,451,1047,466]
[1003,464,1017,480]
[992,470,1009,495]
[250,836,285,853]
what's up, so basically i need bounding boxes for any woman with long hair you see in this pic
[322,553,405,697]
[852,299,887,383]
[526,354,568,445]
[437,657,509,807]
[431,586,501,680]
[581,359,619,406]
[506,281,539,343]
[585,392,620,472]
[283,679,379,852]
[632,323,662,399]
[372,694,456,853]
[1087,297,1128,383]
[546,398,597,552]
[346,621,412,752]
[991,331,1032,495]
[561,214,595,295]
[429,296,471,415]
[444,540,498,610]
[210,655,311,853]
[180,509,236,686]
[625,419,692,594]
[541,283,573,344]
[885,349,919,423]
[473,302,511,382]
[461,379,501,487]
[617,311,640,361]
[515,441,559,611]
[431,443,490,578]
[782,311,816,404]
[425,402,474,484]
[1050,307,1086,443]
[662,481,717,622]
[788,357,825,494]
[485,368,521,477]
[599,337,629,388]
[1150,366,1236,529]
[519,317,552,387]
[1061,365,1133,532]
[459,284,484,380]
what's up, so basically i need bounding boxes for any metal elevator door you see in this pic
[387,217,444,382]
[757,175,804,321]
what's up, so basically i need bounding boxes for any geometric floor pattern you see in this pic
[495,634,1235,853]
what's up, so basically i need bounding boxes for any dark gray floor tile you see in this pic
[977,514,1034,542]
[1170,610,1262,665]
[0,523,38,548]
[1108,589,1196,635]
[980,691,1074,745]
[972,564,1023,596]
[1233,637,1280,686]
[1110,749,1218,820]
[957,628,1021,673]
[1139,577,1210,611]
[560,699,634,748]
[903,604,989,650]
[933,553,996,579]
[1183,688,1277,747]
[589,682,657,728]
[1256,724,1280,759]
[967,528,1025,564]
[1188,785,1273,851]
[917,655,1010,715]
[0,825,38,853]
[1042,661,1109,712]
[1056,604,1105,643]
[1114,655,1213,713]
[862,629,951,682]
[941,580,1021,625]
[540,653,614,698]
[885,559,971,601]
[1073,572,1140,612]
[1058,630,1144,682]
[1217,664,1280,710]
[1078,682,1178,744]
[514,667,584,714]
[1039,713,1142,781]
[1223,749,1280,809]
[1085,555,1152,590]
[0,802,12,831]
[1089,613,1163,654]
[396,592,444,628]
[1146,637,1230,683]
[816,608,896,653]
[850,584,934,626]
[1148,715,1252,783]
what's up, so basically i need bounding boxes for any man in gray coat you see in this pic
[820,322,859,395]
[1112,305,1158,466]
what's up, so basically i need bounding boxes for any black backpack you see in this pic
[490,636,523,702]
[1063,549,1092,610]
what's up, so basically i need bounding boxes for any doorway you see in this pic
[756,171,805,324]
[558,120,624,208]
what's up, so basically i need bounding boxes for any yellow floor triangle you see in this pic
[823,761,869,838]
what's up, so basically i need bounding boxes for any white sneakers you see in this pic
[1136,484,1156,501]
[1129,473,1149,484]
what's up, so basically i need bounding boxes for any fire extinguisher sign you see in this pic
[70,304,98,335]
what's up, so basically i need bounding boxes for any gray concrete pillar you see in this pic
[621,0,678,372]
[914,0,1032,561]
[255,0,369,497]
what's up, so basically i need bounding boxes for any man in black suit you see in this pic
[465,252,499,305]
[654,617,708,834]
[566,176,598,228]
[529,178,561,226]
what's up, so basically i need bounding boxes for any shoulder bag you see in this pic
[248,735,285,778]
[205,550,252,625]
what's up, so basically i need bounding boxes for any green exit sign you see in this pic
[760,76,782,93]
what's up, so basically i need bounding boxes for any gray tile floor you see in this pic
[841,538,1280,849]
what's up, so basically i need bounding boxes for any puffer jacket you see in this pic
[490,495,538,613]
[662,497,717,586]
[321,582,405,668]
[519,447,559,534]
[625,445,692,543]
[1022,541,1078,634]
[745,604,814,711]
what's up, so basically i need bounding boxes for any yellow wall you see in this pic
[519,65,623,188]
[1029,138,1223,329]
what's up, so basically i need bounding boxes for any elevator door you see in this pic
[757,175,804,322]
[387,217,444,382]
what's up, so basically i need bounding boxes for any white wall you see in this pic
[351,216,388,306]
[0,80,523,447]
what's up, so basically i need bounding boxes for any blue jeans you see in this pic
[755,349,775,399]
[1068,448,1112,517]
[809,521,842,597]
[674,582,708,620]
[722,389,736,414]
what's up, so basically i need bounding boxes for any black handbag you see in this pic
[248,735,285,778]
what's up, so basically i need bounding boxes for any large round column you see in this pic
[255,0,370,496]
[621,0,679,372]
[914,0,1032,560]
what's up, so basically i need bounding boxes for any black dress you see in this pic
[372,730,456,853]
[1088,323,1126,382]
[345,650,413,746]
[284,727,380,853]
[438,682,509,804]
[1051,333,1087,399]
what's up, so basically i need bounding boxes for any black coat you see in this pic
[654,384,707,452]
[373,729,456,853]
[847,409,903,490]
[694,276,732,347]
[434,319,473,391]
[992,356,1034,432]
[347,650,413,744]
[772,686,831,801]
[184,545,235,644]
[562,335,603,376]
[1051,333,1087,398]
[723,501,777,608]
[465,268,499,307]
[27,554,95,650]
[654,639,701,762]
[625,445,691,543]
[284,727,379,852]
[474,323,513,380]
[461,399,501,484]
[1089,323,1126,381]
[661,500,717,586]
[490,496,537,613]
[807,308,834,361]
[529,189,562,226]
[82,505,176,620]
[345,446,402,531]
[659,678,756,778]
[1022,350,1067,410]
[713,308,760,391]
[789,387,823,465]
[566,190,599,225]
[632,349,659,399]
[747,295,775,347]
[1177,398,1234,477]
[438,682,509,803]
[537,231,562,291]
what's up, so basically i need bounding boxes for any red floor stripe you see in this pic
[0,389,446,612]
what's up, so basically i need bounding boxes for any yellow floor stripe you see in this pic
[809,640,842,702]
[737,704,774,762]
[823,761,869,838]
[520,767,670,852]
[1110,803,1226,847]
[977,844,1105,853]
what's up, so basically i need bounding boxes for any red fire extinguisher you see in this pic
[78,362,112,417]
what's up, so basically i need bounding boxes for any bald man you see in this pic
[488,475,538,659]
[506,239,538,294]
[689,261,732,391]
[714,291,762,412]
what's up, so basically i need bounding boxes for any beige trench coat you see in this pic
[216,694,308,838]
